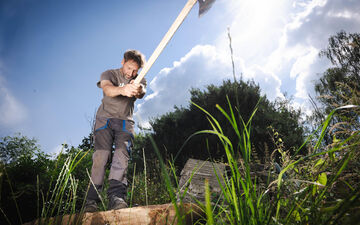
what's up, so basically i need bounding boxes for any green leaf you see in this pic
[292,210,301,222]
[314,158,325,168]
[205,179,215,225]
[318,172,327,186]
[332,135,340,143]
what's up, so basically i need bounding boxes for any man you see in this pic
[84,50,146,212]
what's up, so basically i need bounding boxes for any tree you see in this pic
[311,32,360,221]
[320,31,360,76]
[0,133,40,165]
[0,134,53,224]
[147,79,305,168]
[313,31,360,141]
[0,133,94,224]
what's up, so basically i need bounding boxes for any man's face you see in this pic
[121,59,140,79]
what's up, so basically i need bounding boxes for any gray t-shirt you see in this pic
[96,68,146,122]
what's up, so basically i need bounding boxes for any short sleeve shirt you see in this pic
[96,68,146,122]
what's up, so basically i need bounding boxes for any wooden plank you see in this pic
[178,158,227,202]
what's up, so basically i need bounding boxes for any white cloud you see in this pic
[244,65,283,100]
[47,144,65,158]
[53,144,64,154]
[135,0,360,127]
[289,47,319,98]
[135,45,232,127]
[224,0,360,103]
[286,0,360,48]
[283,0,360,101]
[135,44,284,127]
[0,75,27,127]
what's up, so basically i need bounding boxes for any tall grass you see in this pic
[189,97,272,224]
[37,149,89,224]
[196,101,359,224]
[154,99,359,224]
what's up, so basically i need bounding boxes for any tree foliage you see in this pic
[314,31,360,141]
[0,133,41,165]
[0,134,53,224]
[0,134,93,224]
[145,79,305,168]
[310,32,360,219]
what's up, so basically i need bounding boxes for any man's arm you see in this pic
[100,80,145,98]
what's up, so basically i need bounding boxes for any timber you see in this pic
[23,203,203,225]
[178,158,227,203]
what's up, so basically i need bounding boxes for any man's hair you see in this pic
[123,50,146,68]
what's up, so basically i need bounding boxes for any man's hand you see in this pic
[101,80,145,98]
[121,81,142,97]
[130,80,146,99]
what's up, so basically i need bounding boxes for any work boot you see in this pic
[84,199,98,212]
[108,195,128,210]
[84,183,102,212]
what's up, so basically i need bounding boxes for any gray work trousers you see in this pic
[88,118,134,200]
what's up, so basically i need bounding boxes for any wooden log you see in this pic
[23,203,204,225]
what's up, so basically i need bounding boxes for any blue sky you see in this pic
[1,0,359,154]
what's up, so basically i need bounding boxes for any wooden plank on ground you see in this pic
[178,158,227,203]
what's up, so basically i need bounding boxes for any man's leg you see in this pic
[107,143,131,210]
[87,150,110,200]
[85,149,111,212]
[107,119,133,210]
[85,118,113,212]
